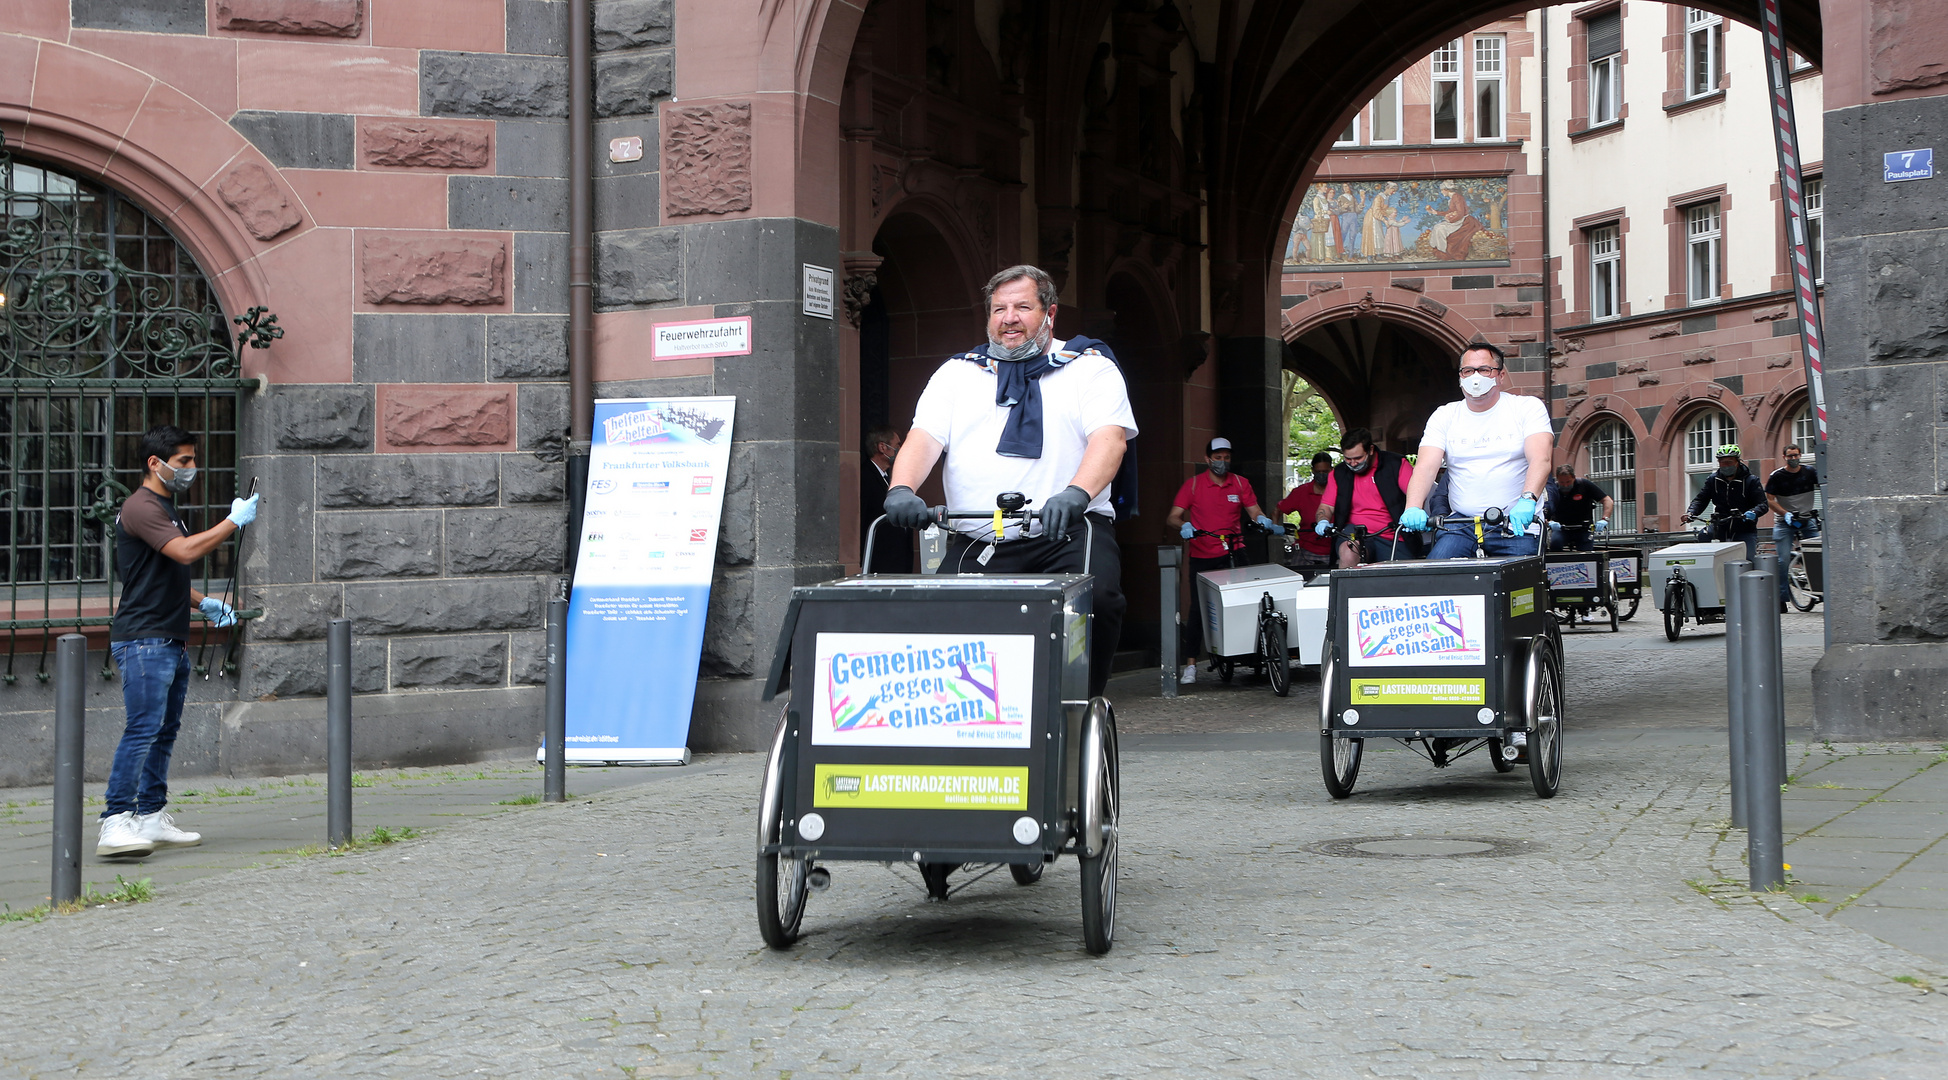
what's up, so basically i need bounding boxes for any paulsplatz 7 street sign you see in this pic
[1884,148,1934,183]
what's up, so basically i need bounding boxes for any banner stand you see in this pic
[538,396,737,767]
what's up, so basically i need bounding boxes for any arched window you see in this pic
[1790,404,1818,464]
[1684,409,1737,505]
[2,146,252,661]
[1585,419,1636,531]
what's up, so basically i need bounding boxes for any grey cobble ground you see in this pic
[1,606,1945,1077]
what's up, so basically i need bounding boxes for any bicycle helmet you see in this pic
[1715,443,1742,458]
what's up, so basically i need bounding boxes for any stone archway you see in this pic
[1283,307,1473,453]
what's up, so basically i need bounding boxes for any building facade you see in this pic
[1280,5,1826,536]
[1,1,1937,783]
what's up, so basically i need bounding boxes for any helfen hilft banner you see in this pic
[810,632,1036,748]
[559,397,736,764]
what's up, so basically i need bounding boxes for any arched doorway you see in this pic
[1284,313,1468,453]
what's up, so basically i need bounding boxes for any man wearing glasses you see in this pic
[1397,343,1554,559]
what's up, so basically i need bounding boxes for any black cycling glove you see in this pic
[1040,485,1092,543]
[883,485,932,530]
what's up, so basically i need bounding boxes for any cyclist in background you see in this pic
[1545,464,1613,552]
[1312,427,1419,566]
[1765,443,1821,612]
[1684,444,1766,564]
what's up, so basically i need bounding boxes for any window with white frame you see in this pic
[1335,113,1359,145]
[1432,39,1463,141]
[1791,405,1823,509]
[1586,420,1638,531]
[1685,409,1737,505]
[1685,9,1723,99]
[1803,177,1824,283]
[1589,224,1622,320]
[1686,201,1721,305]
[1588,10,1623,125]
[1474,35,1505,141]
[1371,76,1403,144]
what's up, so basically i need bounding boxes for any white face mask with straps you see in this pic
[1460,373,1497,398]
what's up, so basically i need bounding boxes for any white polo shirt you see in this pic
[911,340,1138,537]
[1420,391,1552,516]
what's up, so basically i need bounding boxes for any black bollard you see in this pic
[327,618,353,847]
[1158,546,1181,699]
[1723,559,1750,829]
[544,597,568,802]
[50,634,86,905]
[1740,571,1786,891]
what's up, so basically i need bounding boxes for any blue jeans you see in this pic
[102,638,190,818]
[1774,518,1820,601]
[1425,525,1541,560]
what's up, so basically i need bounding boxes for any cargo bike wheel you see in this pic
[1079,698,1120,955]
[1525,638,1564,799]
[1788,550,1819,611]
[755,713,810,949]
[1661,582,1691,641]
[1258,596,1291,697]
[1316,650,1363,798]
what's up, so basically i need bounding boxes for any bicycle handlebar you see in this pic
[863,508,1097,577]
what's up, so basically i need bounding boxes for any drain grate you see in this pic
[1306,836,1544,859]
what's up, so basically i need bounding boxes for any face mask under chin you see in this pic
[1347,457,1371,475]
[986,314,1052,361]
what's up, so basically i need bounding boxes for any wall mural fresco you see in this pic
[1285,176,1511,268]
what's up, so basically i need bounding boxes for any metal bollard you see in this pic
[327,618,353,847]
[1158,546,1181,699]
[1740,571,1786,891]
[544,597,568,802]
[50,634,87,905]
[1723,559,1750,829]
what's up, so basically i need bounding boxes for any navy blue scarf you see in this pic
[954,335,1115,459]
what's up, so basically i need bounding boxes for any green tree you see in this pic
[1283,371,1341,490]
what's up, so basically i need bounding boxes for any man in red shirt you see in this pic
[1166,438,1284,683]
[1277,451,1334,568]
[1313,428,1420,566]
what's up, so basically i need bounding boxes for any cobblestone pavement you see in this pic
[3,605,1946,1077]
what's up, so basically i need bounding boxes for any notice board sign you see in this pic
[560,397,736,764]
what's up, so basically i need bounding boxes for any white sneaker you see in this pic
[1180,663,1197,685]
[96,812,156,858]
[1508,731,1528,748]
[136,810,201,848]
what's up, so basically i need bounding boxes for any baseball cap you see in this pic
[1207,437,1233,454]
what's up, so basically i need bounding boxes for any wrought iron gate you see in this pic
[1,139,270,681]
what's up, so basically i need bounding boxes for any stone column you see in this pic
[1810,1,1948,738]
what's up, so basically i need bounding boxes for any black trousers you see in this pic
[947,514,1125,698]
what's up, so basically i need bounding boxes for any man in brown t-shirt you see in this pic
[97,426,261,858]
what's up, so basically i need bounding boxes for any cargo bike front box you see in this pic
[1647,540,1747,640]
[1320,556,1565,800]
[1544,549,1620,632]
[1596,542,1645,621]
[758,573,1120,954]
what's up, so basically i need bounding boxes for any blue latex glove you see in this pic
[1399,507,1429,533]
[1783,512,1796,526]
[226,493,260,528]
[1180,522,1196,540]
[1256,514,1285,536]
[1510,497,1538,533]
[1742,509,1758,522]
[1039,485,1092,543]
[1314,521,1332,537]
[1548,521,1563,533]
[1595,518,1610,533]
[883,486,930,529]
[198,596,236,628]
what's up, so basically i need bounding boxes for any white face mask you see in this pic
[1460,373,1497,399]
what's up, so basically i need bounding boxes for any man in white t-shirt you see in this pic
[885,264,1138,697]
[1399,342,1555,560]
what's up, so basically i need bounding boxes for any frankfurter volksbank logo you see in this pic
[809,632,1035,749]
[1347,594,1486,668]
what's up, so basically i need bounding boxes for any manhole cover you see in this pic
[1306,835,1542,860]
